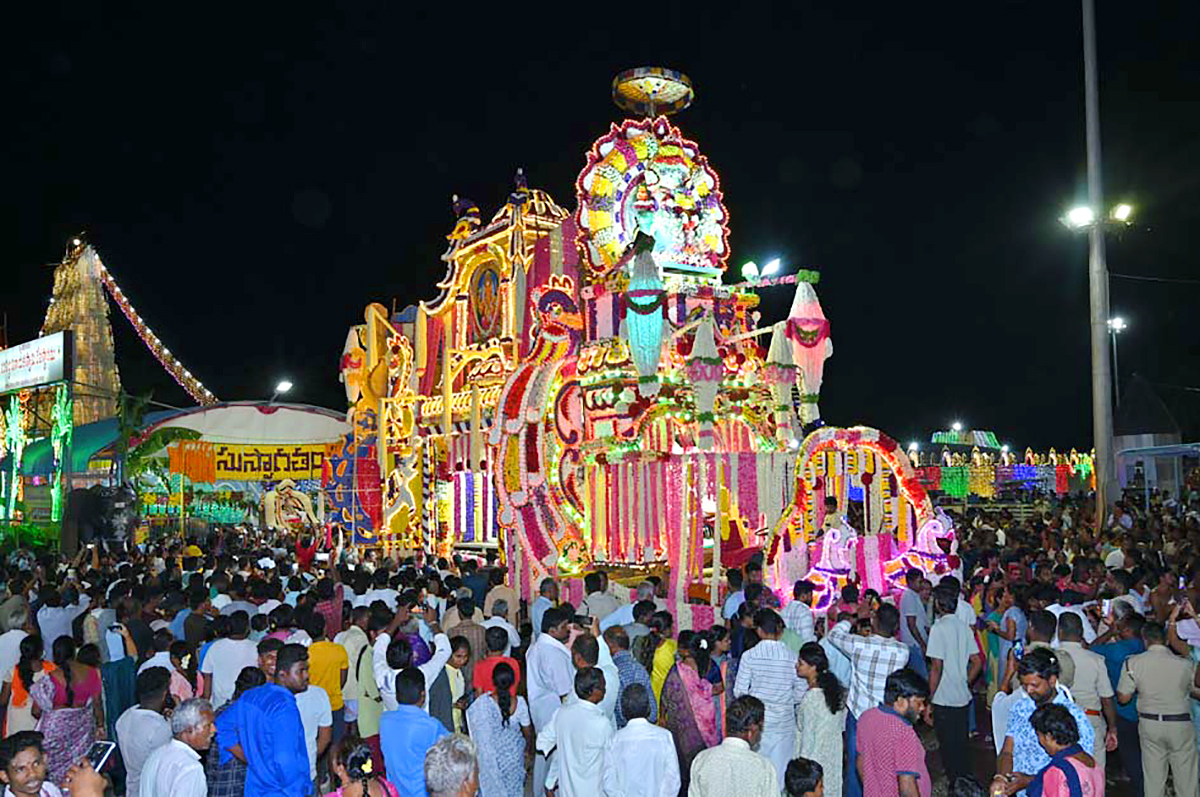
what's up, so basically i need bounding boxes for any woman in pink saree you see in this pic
[660,631,720,793]
[31,638,103,786]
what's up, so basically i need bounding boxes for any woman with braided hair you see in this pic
[465,661,531,797]
[30,637,103,784]
[325,735,399,797]
[0,635,55,735]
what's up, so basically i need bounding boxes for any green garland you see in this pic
[626,291,668,315]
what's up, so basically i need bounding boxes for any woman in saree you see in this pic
[649,612,678,703]
[0,636,55,736]
[31,638,103,786]
[986,583,1027,704]
[465,662,531,797]
[661,631,720,793]
[633,611,677,703]
[167,640,198,703]
[706,626,731,737]
[983,581,1007,706]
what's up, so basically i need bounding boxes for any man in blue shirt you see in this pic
[531,579,558,641]
[1092,611,1146,796]
[995,648,1094,796]
[603,626,656,728]
[380,666,449,797]
[215,643,311,797]
[721,569,745,622]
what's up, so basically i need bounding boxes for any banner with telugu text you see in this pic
[213,444,327,481]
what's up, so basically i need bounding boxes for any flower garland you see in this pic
[625,290,668,314]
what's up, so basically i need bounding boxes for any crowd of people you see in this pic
[0,489,1199,796]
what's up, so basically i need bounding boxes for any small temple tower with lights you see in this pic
[40,239,122,427]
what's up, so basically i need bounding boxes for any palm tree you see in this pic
[114,391,152,483]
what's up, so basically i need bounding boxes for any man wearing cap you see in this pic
[1116,614,1199,797]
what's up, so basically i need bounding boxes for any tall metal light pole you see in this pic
[1081,0,1117,528]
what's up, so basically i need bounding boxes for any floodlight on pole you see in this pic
[1064,206,1096,229]
[270,379,293,403]
[1108,317,1127,406]
[762,258,782,275]
[1111,203,1133,223]
[951,421,963,432]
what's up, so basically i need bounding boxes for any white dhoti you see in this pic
[759,728,797,791]
[533,750,551,797]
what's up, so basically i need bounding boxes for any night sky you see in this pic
[5,3,1200,449]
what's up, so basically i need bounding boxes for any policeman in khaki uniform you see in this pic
[1116,617,1200,797]
[1057,613,1117,773]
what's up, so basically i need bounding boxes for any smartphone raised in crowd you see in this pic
[87,741,117,772]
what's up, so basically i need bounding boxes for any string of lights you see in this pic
[95,263,218,406]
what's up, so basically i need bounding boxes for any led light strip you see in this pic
[96,264,218,405]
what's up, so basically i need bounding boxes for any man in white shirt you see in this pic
[371,609,451,712]
[480,600,520,657]
[732,608,804,789]
[138,697,215,797]
[356,571,400,611]
[537,667,614,797]
[601,682,680,797]
[600,570,629,606]
[526,607,575,797]
[333,606,370,724]
[1047,601,1097,644]
[927,584,982,785]
[209,574,232,611]
[36,586,90,651]
[0,607,30,679]
[689,695,777,796]
[139,629,175,675]
[116,668,174,797]
[1108,504,1134,532]
[295,684,333,784]
[600,582,656,632]
[200,611,260,709]
[781,580,816,644]
[581,573,620,623]
[571,632,620,725]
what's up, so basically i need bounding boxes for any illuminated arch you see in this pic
[766,425,933,559]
